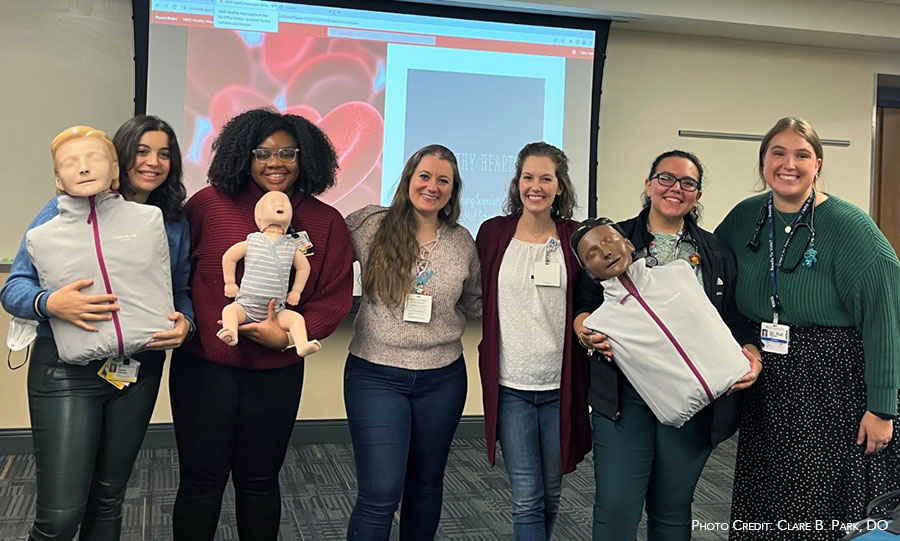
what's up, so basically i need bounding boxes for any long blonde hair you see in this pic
[362,145,463,307]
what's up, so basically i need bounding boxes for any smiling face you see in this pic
[518,155,562,217]
[577,224,635,280]
[408,154,454,219]
[126,130,171,199]
[762,129,822,207]
[54,138,117,197]
[644,156,702,225]
[250,130,300,193]
[254,190,293,232]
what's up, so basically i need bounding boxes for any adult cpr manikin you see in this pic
[574,221,747,427]
[26,125,173,364]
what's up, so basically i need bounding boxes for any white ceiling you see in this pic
[407,0,900,53]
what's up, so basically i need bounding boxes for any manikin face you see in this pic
[255,190,293,232]
[577,224,635,280]
[54,138,117,197]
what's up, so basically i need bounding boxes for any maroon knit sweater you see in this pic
[182,184,353,369]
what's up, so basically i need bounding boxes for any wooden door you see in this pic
[874,107,900,255]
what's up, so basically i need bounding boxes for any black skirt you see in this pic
[730,325,900,540]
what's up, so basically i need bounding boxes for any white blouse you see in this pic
[497,238,567,390]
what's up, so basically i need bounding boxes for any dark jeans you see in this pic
[497,386,562,541]
[27,336,164,541]
[344,353,467,541]
[592,382,713,541]
[170,349,303,541]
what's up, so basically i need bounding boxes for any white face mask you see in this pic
[7,317,38,352]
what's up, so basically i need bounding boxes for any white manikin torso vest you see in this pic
[583,258,747,427]
[26,192,174,364]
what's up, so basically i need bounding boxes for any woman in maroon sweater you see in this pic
[171,109,353,539]
[476,142,591,540]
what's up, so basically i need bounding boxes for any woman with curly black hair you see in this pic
[170,108,353,539]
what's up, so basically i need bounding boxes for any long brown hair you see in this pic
[362,144,463,307]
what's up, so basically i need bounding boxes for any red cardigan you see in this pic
[475,215,591,474]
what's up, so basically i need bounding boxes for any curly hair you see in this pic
[113,116,186,222]
[640,149,704,223]
[207,108,338,197]
[503,141,576,220]
[362,144,463,308]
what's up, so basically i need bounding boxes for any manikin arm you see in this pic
[222,241,248,298]
[286,251,311,306]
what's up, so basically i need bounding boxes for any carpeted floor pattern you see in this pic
[0,436,736,540]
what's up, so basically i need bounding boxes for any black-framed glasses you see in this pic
[251,147,300,163]
[650,172,701,192]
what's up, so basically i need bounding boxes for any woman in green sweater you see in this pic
[715,117,900,540]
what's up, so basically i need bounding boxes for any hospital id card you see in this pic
[760,322,789,355]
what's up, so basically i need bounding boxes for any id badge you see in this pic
[110,358,141,383]
[533,261,561,287]
[294,230,314,256]
[760,322,790,355]
[403,293,433,323]
[97,359,127,389]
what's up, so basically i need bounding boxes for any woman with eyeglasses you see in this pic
[714,117,900,540]
[170,108,353,539]
[344,144,482,540]
[573,150,761,540]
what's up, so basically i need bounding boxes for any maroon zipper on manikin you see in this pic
[618,272,714,401]
[87,195,125,357]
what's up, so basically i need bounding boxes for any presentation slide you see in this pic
[146,0,599,232]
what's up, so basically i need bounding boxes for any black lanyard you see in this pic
[767,190,815,323]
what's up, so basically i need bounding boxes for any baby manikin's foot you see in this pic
[217,327,238,346]
[296,339,322,357]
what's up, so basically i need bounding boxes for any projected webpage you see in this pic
[147,0,597,231]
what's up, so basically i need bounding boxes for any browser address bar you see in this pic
[327,27,435,45]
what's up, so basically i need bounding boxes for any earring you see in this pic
[443,204,452,216]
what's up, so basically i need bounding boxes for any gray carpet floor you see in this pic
[0,436,736,540]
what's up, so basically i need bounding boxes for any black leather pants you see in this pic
[27,336,163,541]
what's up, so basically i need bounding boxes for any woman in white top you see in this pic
[476,142,592,540]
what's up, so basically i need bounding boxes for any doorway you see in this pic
[873,74,900,254]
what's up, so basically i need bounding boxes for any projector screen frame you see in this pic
[131,0,609,218]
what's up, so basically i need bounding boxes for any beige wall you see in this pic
[3,4,900,428]
[596,30,900,227]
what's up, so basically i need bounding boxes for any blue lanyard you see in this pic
[767,190,815,323]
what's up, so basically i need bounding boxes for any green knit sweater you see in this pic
[715,193,900,415]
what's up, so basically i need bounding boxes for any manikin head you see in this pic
[571,217,635,281]
[254,191,292,233]
[51,125,119,197]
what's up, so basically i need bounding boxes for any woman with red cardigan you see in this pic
[476,142,591,540]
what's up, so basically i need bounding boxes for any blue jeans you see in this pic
[497,386,562,541]
[344,353,467,541]
[591,382,713,541]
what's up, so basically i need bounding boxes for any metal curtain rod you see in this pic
[678,130,850,147]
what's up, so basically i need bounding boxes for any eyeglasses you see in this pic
[251,147,300,163]
[650,173,701,192]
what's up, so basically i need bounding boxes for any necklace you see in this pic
[773,208,794,233]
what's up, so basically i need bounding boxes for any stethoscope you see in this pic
[641,229,699,268]
[746,192,818,272]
